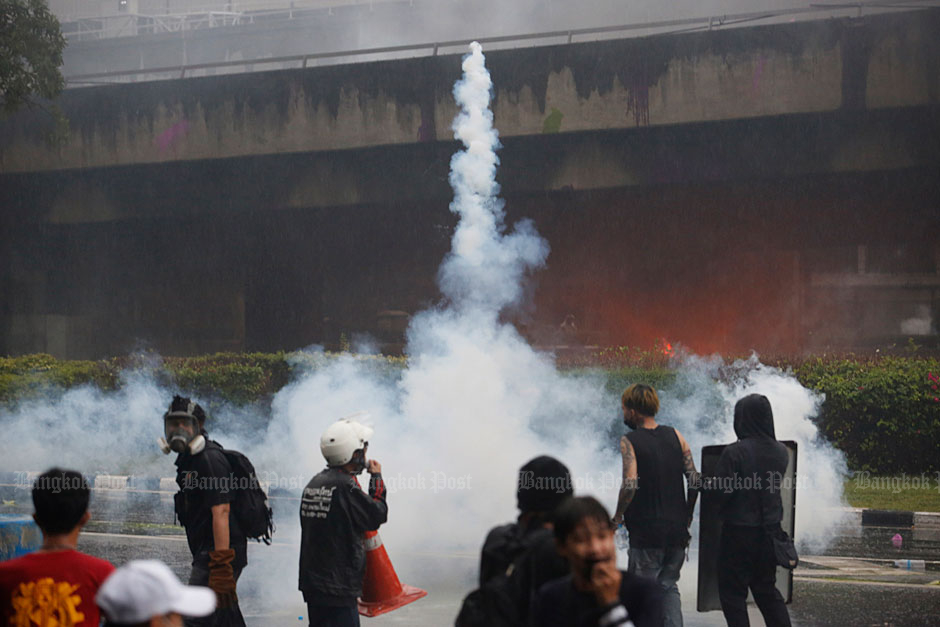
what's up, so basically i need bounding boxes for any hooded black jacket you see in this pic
[712,394,789,527]
[298,467,387,604]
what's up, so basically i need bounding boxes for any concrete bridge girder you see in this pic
[50,180,120,224]
[0,11,937,175]
[866,30,940,109]
[1,11,938,358]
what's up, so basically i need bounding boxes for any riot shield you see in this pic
[696,441,797,612]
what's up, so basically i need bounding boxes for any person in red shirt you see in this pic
[0,468,115,626]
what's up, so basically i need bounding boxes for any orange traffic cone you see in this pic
[358,530,428,617]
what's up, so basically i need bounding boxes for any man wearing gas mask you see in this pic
[299,415,387,627]
[160,395,247,626]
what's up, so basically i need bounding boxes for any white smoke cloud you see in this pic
[0,40,850,614]
[658,353,849,553]
[256,43,611,556]
[0,369,169,478]
[439,42,548,315]
[900,304,933,336]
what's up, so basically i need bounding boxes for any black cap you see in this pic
[517,455,573,513]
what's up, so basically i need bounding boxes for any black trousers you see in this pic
[718,524,792,627]
[306,602,361,627]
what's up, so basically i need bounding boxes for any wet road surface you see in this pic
[75,530,940,627]
[6,484,940,625]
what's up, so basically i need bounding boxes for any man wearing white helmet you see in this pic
[299,415,388,627]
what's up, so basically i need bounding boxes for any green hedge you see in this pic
[0,352,410,407]
[0,354,119,402]
[791,356,940,474]
[1,351,937,474]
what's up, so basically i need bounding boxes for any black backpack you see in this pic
[456,526,552,627]
[455,563,524,627]
[222,448,275,545]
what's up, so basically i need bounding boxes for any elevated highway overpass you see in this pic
[1,8,938,357]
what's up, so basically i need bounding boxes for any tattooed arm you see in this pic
[613,435,637,525]
[675,429,700,526]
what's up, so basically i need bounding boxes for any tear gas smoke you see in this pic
[659,352,849,553]
[253,42,614,556]
[900,304,934,336]
[0,42,848,607]
[0,370,169,477]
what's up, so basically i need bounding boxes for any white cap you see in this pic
[96,560,216,623]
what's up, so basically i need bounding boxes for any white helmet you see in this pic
[320,413,374,467]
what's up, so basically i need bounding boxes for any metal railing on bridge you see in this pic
[63,0,940,86]
[60,0,425,41]
[63,12,246,41]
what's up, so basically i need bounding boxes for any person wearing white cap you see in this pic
[96,560,216,627]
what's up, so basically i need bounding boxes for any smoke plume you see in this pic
[0,42,849,613]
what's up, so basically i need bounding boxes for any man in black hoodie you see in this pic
[713,394,791,627]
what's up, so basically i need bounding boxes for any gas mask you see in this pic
[348,447,368,475]
[158,397,206,455]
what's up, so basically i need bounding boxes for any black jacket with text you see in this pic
[298,467,387,605]
[174,438,247,566]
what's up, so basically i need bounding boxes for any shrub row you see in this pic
[791,356,940,474]
[1,351,937,474]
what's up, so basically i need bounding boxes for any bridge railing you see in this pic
[63,12,249,41]
[54,0,403,27]
[63,0,940,85]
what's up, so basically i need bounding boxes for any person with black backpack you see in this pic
[455,455,574,627]
[159,395,256,627]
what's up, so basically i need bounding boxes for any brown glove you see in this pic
[208,549,238,609]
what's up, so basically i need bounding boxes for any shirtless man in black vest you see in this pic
[612,384,699,627]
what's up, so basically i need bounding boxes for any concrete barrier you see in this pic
[914,512,940,531]
[94,475,129,490]
[0,515,41,561]
[14,469,930,526]
[127,476,162,491]
[0,472,26,486]
[861,509,915,527]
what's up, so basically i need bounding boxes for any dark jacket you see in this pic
[531,571,664,627]
[713,394,789,527]
[477,520,570,624]
[174,438,247,565]
[298,467,387,604]
[481,522,568,585]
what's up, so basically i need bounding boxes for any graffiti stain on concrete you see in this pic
[156,119,191,153]
[542,107,564,133]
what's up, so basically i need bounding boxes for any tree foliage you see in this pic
[0,0,65,115]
